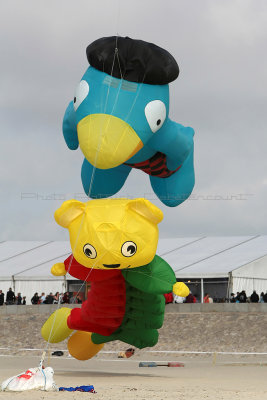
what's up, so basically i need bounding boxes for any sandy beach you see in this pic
[0,354,267,400]
[1,310,267,399]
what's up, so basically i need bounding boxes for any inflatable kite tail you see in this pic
[41,308,73,343]
[67,331,104,360]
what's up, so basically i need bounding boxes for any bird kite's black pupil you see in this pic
[156,119,161,126]
[74,97,76,103]
[127,245,135,254]
[85,248,92,255]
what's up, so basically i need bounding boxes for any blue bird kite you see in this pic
[63,36,195,207]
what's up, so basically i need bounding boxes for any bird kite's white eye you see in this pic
[121,241,137,257]
[145,100,166,133]
[73,80,89,111]
[83,243,97,259]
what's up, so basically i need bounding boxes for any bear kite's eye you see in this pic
[145,100,166,133]
[83,243,97,259]
[73,80,89,111]
[121,241,137,257]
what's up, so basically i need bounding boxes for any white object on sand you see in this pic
[1,367,57,391]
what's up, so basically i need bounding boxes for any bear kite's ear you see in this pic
[54,200,86,228]
[128,198,163,224]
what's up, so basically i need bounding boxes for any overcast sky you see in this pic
[1,0,267,241]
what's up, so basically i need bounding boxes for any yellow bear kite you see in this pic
[42,198,189,360]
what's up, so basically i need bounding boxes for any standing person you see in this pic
[53,292,60,304]
[6,288,15,305]
[22,296,26,305]
[250,290,259,303]
[16,293,22,305]
[31,292,39,305]
[45,293,54,304]
[238,290,247,303]
[76,294,82,304]
[260,292,265,303]
[185,292,196,303]
[263,291,267,303]
[230,293,236,303]
[164,292,173,304]
[62,292,70,304]
[0,290,4,306]
[203,293,210,303]
[40,293,46,304]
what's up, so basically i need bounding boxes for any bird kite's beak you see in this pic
[77,114,143,169]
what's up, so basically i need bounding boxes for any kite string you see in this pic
[40,38,158,365]
[56,38,120,290]
[58,37,123,297]
[59,50,149,308]
[44,60,150,350]
[44,257,180,353]
[116,0,121,38]
[60,43,124,294]
[40,38,125,365]
[40,251,110,355]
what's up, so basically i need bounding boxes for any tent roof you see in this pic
[159,235,267,278]
[0,236,267,280]
[0,241,71,281]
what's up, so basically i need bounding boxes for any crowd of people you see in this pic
[2,287,267,306]
[0,288,26,305]
[229,290,267,303]
[30,291,83,304]
[0,288,83,306]
[164,291,215,304]
[164,290,267,304]
[164,291,199,304]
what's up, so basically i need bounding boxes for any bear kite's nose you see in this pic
[97,223,117,232]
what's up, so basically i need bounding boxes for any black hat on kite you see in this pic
[86,36,179,85]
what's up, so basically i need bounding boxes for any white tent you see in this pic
[0,241,71,301]
[158,235,267,299]
[0,237,267,302]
